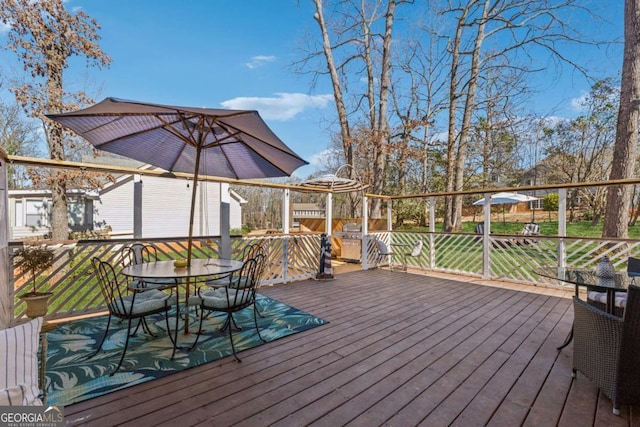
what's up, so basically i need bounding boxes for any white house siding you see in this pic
[93,179,135,237]
[139,178,221,238]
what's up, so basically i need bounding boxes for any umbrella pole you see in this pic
[184,145,203,334]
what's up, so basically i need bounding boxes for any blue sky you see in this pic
[0,1,625,180]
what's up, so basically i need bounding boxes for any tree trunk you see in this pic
[602,0,640,238]
[452,0,489,232]
[46,67,68,241]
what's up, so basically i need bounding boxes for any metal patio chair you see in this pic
[189,257,265,362]
[90,257,179,375]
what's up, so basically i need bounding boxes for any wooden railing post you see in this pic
[558,188,567,270]
[0,149,11,329]
[429,196,435,270]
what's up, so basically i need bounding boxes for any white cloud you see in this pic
[307,149,335,168]
[245,55,276,69]
[0,21,11,34]
[570,92,587,112]
[220,92,333,121]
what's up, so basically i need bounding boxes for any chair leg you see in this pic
[253,302,266,343]
[188,307,206,351]
[254,293,265,318]
[164,304,180,359]
[89,314,113,359]
[112,318,134,376]
[227,313,241,363]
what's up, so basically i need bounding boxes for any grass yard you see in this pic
[400,220,640,238]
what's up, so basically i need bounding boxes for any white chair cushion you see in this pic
[201,289,252,309]
[110,290,176,315]
[0,317,43,406]
[188,287,227,306]
[587,291,627,308]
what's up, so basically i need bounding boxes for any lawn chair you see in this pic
[401,240,424,273]
[374,238,394,270]
[515,222,540,245]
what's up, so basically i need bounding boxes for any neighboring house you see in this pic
[8,167,246,240]
[292,203,325,228]
[8,189,98,240]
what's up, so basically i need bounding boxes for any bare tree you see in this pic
[543,79,618,222]
[0,0,111,240]
[0,95,41,188]
[602,0,640,238]
[439,0,598,231]
[306,0,401,218]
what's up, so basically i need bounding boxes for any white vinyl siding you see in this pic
[94,180,134,236]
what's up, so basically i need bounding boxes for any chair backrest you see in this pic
[92,257,127,317]
[628,256,640,277]
[252,252,267,285]
[410,240,423,257]
[618,285,640,401]
[375,239,391,255]
[122,243,158,267]
[227,257,259,308]
[475,223,484,234]
[239,243,257,260]
[522,223,540,235]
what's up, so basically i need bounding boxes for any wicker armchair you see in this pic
[572,284,640,415]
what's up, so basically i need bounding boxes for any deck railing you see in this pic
[9,234,321,324]
[9,229,640,325]
[371,231,640,286]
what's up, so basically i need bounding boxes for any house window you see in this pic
[15,200,23,227]
[530,199,543,210]
[25,199,47,227]
[68,199,85,227]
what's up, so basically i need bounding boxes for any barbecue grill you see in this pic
[334,222,362,262]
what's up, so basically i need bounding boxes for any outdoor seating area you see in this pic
[57,269,639,426]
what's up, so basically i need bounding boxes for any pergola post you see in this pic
[283,188,290,234]
[325,192,332,236]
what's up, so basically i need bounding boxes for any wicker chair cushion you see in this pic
[587,291,627,308]
[110,290,176,315]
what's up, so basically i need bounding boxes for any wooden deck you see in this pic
[63,269,640,426]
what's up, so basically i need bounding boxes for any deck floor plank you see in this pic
[61,269,639,427]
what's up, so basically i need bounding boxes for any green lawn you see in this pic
[400,221,640,239]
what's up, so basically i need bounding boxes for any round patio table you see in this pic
[121,258,244,334]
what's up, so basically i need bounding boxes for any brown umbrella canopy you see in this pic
[47,97,307,264]
[46,97,308,179]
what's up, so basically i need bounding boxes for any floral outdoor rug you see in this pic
[44,295,327,407]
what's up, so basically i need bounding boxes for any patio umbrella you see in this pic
[472,192,539,206]
[472,192,539,224]
[46,97,308,263]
